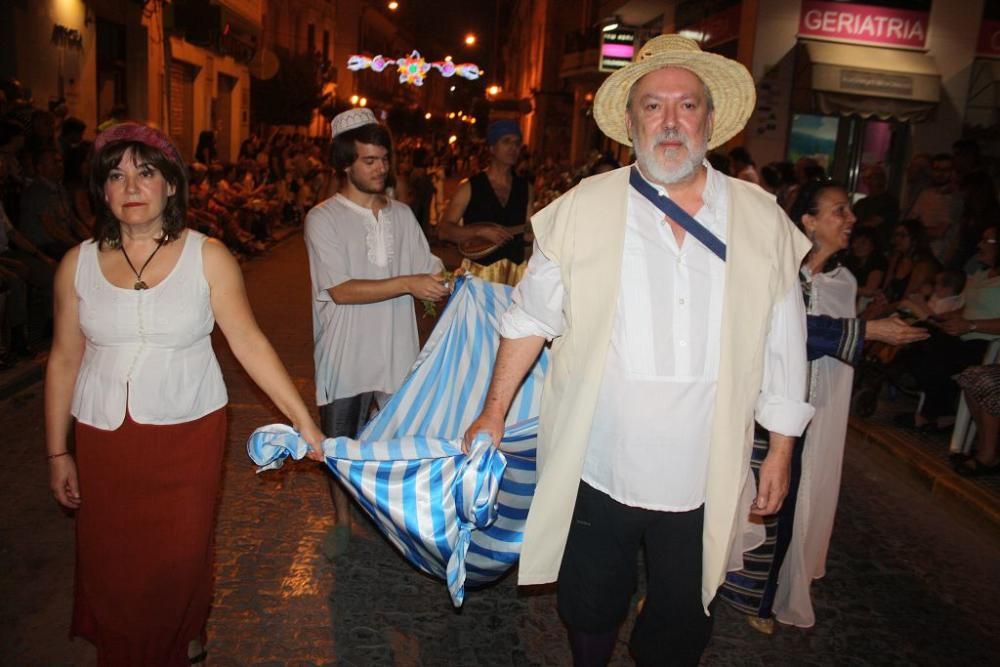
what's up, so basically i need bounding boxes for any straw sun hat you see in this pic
[593,34,756,149]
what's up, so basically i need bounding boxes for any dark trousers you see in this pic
[909,334,989,420]
[318,392,375,439]
[558,482,712,667]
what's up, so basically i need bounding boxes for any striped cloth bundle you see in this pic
[247,276,548,606]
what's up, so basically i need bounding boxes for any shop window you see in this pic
[788,114,838,175]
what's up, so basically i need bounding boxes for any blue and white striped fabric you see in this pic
[248,276,548,606]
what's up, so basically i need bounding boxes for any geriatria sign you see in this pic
[798,0,930,50]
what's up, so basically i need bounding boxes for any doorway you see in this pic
[835,116,908,199]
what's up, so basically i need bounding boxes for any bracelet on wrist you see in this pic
[47,451,71,460]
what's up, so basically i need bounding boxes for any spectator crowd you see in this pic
[1,72,997,474]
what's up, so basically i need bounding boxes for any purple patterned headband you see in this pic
[93,122,184,167]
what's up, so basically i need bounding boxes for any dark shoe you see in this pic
[955,459,1000,478]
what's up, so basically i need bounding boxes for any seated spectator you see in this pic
[728,146,759,185]
[949,170,999,274]
[195,130,218,165]
[782,157,824,215]
[0,154,53,349]
[0,242,28,367]
[589,154,620,176]
[898,269,966,321]
[954,364,1000,477]
[18,145,88,259]
[902,152,932,212]
[906,153,961,263]
[58,116,86,159]
[759,163,781,196]
[853,164,899,247]
[63,140,95,229]
[867,219,939,315]
[844,228,887,313]
[706,151,730,176]
[894,224,1000,432]
[0,119,25,226]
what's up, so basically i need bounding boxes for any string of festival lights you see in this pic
[347,51,482,87]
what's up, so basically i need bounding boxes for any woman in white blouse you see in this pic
[44,123,323,666]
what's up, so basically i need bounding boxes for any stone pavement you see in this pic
[1,233,999,666]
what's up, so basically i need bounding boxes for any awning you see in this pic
[795,40,941,121]
[965,59,1000,128]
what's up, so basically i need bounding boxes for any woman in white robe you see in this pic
[720,180,928,632]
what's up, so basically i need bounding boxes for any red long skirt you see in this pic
[72,408,227,667]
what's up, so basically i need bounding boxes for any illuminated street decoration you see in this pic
[347,51,481,86]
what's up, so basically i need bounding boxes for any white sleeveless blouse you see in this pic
[71,230,228,430]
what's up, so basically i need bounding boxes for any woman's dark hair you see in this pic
[195,130,216,164]
[849,226,882,256]
[761,164,781,191]
[892,218,934,260]
[89,140,188,249]
[788,179,847,231]
[331,124,393,173]
[790,179,849,272]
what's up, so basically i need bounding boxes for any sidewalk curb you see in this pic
[848,417,1000,535]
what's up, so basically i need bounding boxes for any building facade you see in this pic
[0,0,261,163]
[504,0,997,188]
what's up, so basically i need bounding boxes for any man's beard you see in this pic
[635,128,707,185]
[348,171,386,195]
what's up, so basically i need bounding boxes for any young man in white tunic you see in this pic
[305,109,448,557]
[464,36,815,665]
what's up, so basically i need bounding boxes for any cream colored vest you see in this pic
[519,166,811,610]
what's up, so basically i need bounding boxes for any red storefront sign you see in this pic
[978,19,1000,58]
[798,0,929,50]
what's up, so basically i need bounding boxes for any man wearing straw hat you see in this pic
[465,36,814,664]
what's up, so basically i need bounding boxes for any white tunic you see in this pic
[774,266,857,628]
[304,194,443,405]
[72,230,227,429]
[501,165,814,510]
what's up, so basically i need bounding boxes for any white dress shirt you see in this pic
[501,164,813,511]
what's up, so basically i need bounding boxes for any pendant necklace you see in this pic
[120,239,166,290]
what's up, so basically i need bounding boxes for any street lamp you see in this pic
[424,112,432,119]
[464,33,476,46]
[388,1,399,9]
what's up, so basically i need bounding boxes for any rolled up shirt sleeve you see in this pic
[755,283,816,437]
[498,242,566,340]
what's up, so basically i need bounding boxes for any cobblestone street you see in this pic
[1,234,998,666]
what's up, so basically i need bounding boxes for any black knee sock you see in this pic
[568,627,618,667]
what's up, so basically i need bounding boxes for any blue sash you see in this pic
[629,166,726,262]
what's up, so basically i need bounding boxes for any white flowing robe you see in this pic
[774,266,857,628]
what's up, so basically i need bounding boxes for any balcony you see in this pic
[559,27,602,80]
